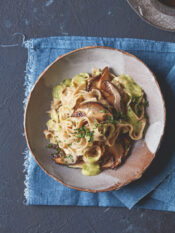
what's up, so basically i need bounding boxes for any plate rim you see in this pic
[24,45,166,192]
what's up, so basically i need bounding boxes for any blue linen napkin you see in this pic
[24,36,175,211]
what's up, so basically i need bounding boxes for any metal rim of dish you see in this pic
[127,0,175,32]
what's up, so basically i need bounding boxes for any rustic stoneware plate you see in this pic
[24,46,166,192]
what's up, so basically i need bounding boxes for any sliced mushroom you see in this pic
[101,67,111,81]
[121,135,132,158]
[111,142,124,168]
[86,67,111,91]
[101,142,124,169]
[86,74,101,91]
[69,160,84,168]
[54,156,67,165]
[100,81,121,111]
[71,111,86,117]
[72,101,112,121]
[53,152,77,165]
[101,156,114,169]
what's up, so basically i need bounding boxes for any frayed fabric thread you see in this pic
[23,37,36,204]
[23,149,30,205]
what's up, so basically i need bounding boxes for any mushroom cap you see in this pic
[72,101,112,121]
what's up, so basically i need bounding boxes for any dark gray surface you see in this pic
[1,0,175,233]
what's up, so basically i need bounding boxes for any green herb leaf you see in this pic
[68,154,73,159]
[56,147,61,154]
[47,144,53,148]
[105,115,117,124]
[86,130,94,142]
[132,96,139,104]
[73,126,94,142]
[100,109,107,113]
[112,108,126,120]
[142,99,149,107]
[94,120,98,129]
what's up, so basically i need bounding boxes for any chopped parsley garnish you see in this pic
[86,130,94,142]
[63,154,74,163]
[105,115,117,124]
[68,154,74,162]
[47,144,53,148]
[142,99,149,108]
[111,108,127,121]
[94,120,98,129]
[56,147,61,154]
[73,126,94,142]
[73,126,86,138]
[100,109,108,113]
[68,143,72,147]
[132,96,139,104]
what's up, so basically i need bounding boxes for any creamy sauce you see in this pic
[82,163,100,176]
[118,75,143,97]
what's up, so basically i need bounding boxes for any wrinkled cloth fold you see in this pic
[24,36,175,211]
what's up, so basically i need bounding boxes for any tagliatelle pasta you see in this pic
[44,67,148,176]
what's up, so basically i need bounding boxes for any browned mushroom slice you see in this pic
[111,142,124,168]
[101,142,124,169]
[53,154,77,165]
[100,81,121,111]
[92,67,122,111]
[73,101,112,121]
[71,111,86,117]
[69,160,84,168]
[101,156,114,169]
[54,156,66,165]
[86,67,111,91]
[124,144,131,158]
[121,135,132,157]
[101,67,111,81]
[86,74,101,91]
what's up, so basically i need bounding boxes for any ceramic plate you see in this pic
[24,46,165,192]
[128,0,175,32]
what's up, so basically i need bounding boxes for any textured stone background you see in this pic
[1,0,175,232]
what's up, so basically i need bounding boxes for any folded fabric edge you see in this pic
[117,170,174,210]
[23,36,175,52]
[137,197,175,212]
[25,201,124,207]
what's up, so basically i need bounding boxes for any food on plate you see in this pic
[44,67,148,176]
